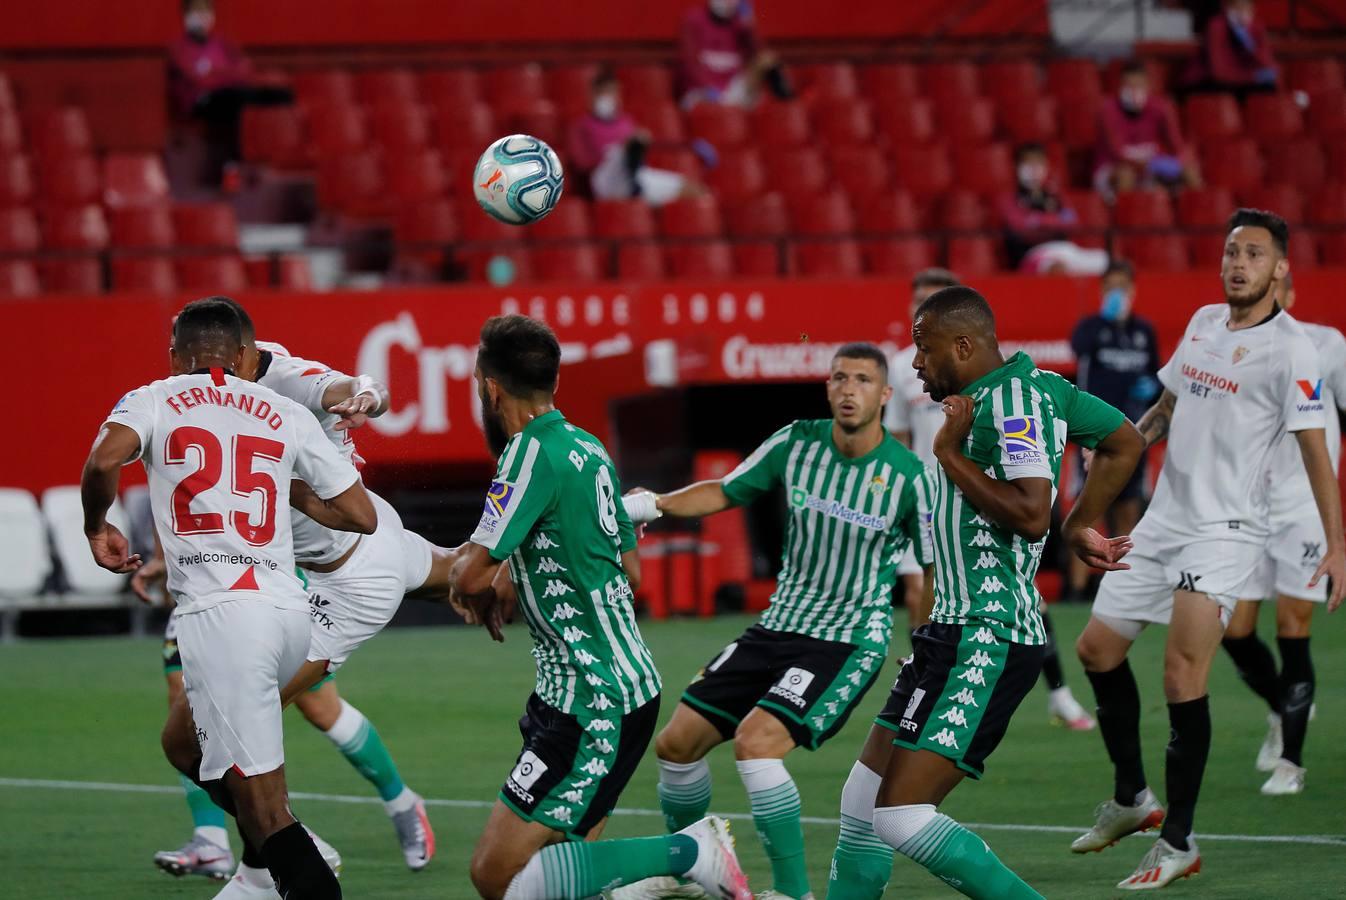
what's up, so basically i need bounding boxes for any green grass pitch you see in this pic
[2,605,1344,898]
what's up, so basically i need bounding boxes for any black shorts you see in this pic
[875,622,1044,778]
[682,624,886,751]
[499,692,659,839]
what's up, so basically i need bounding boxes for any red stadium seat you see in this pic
[875,99,937,145]
[855,192,922,233]
[794,239,862,277]
[1177,187,1235,227]
[1262,137,1327,191]
[241,106,308,168]
[798,62,859,102]
[1060,100,1100,149]
[0,154,34,205]
[456,196,517,242]
[725,192,788,237]
[293,70,355,108]
[953,143,1015,197]
[1307,182,1346,225]
[43,205,109,250]
[859,62,920,105]
[0,207,40,253]
[789,191,855,236]
[1239,184,1304,224]
[420,69,483,107]
[307,105,369,153]
[0,110,21,155]
[616,243,665,279]
[642,102,685,143]
[0,260,40,297]
[1306,90,1346,137]
[1187,232,1227,268]
[1200,139,1264,192]
[1114,189,1174,229]
[1118,234,1189,271]
[1288,232,1319,269]
[456,246,532,283]
[937,189,989,231]
[982,60,1043,109]
[112,257,178,294]
[828,146,893,203]
[593,199,655,239]
[173,203,239,248]
[997,96,1059,144]
[268,256,316,293]
[549,63,600,118]
[385,149,447,201]
[1288,58,1344,95]
[1063,190,1109,231]
[892,144,954,200]
[1319,231,1346,264]
[946,236,1001,275]
[40,259,102,293]
[1244,94,1304,142]
[110,206,176,248]
[862,238,937,274]
[733,242,783,277]
[658,196,722,238]
[706,148,767,201]
[688,104,749,147]
[524,200,591,241]
[38,154,101,205]
[666,241,733,278]
[1325,137,1346,180]
[1046,59,1102,106]
[921,62,980,106]
[356,69,419,105]
[645,147,702,181]
[433,101,497,153]
[25,107,93,159]
[533,244,604,281]
[485,63,547,111]
[766,147,828,196]
[102,153,169,209]
[0,74,13,111]
[936,98,996,144]
[813,104,875,146]
[177,255,249,293]
[370,103,432,151]
[753,101,809,149]
[318,153,388,218]
[1184,95,1242,141]
[503,98,562,149]
[396,199,459,244]
[616,64,674,108]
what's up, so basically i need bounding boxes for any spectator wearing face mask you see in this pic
[1095,61,1201,202]
[1185,0,1279,95]
[999,143,1109,275]
[678,0,792,108]
[568,68,708,206]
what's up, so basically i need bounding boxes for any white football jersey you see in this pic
[106,370,359,614]
[1266,321,1346,523]
[884,344,944,468]
[256,341,362,564]
[1145,304,1325,542]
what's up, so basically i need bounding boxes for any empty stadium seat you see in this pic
[643,102,686,142]
[0,74,13,111]
[658,196,722,238]
[503,98,562,148]
[753,101,810,148]
[862,237,937,274]
[1114,189,1175,229]
[707,148,767,201]
[798,62,859,101]
[457,196,518,242]
[666,241,733,278]
[38,154,101,205]
[433,101,497,152]
[725,192,788,237]
[173,203,239,248]
[1239,184,1304,224]
[1319,231,1346,264]
[1244,93,1304,142]
[936,98,996,144]
[1187,232,1228,267]
[997,95,1059,144]
[859,62,920,105]
[40,259,102,293]
[1287,58,1343,95]
[827,146,893,202]
[1288,232,1319,268]
[0,207,40,253]
[293,69,355,108]
[112,257,178,294]
[103,153,169,209]
[533,244,604,281]
[892,144,954,200]
[385,149,448,201]
[1262,137,1327,192]
[355,68,419,105]
[43,205,109,250]
[177,255,249,292]
[525,200,591,241]
[615,64,674,107]
[1324,138,1346,180]
[244,254,313,290]
[1176,186,1235,227]
[419,68,483,106]
[456,246,532,282]
[25,107,93,158]
[0,489,51,596]
[241,106,308,168]
[42,486,129,594]
[485,63,547,111]
[0,260,40,297]
[855,192,922,233]
[1185,94,1242,141]
[307,104,369,153]
[1118,234,1189,271]
[396,198,459,244]
[732,241,783,277]
[1201,139,1264,192]
[593,199,656,239]
[953,144,1015,197]
[110,206,175,248]
[874,99,937,145]
[1307,90,1346,136]
[370,103,432,151]
[616,242,665,279]
[938,189,989,231]
[921,62,981,106]
[766,147,827,195]
[789,191,855,236]
[688,103,749,147]
[946,236,1000,275]
[982,60,1043,109]
[0,109,20,155]
[0,154,34,205]
[549,62,600,118]
[644,146,701,181]
[1063,190,1110,231]
[1307,182,1346,225]
[813,103,874,145]
[1060,99,1100,149]
[318,153,387,218]
[794,239,862,277]
[1046,58,1102,105]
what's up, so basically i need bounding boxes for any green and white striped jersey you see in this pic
[721,419,935,654]
[470,410,661,716]
[929,352,1125,644]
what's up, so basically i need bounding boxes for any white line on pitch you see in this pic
[2,776,1343,847]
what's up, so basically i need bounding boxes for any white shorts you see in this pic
[897,545,924,577]
[591,144,686,207]
[1247,515,1329,603]
[176,599,309,781]
[305,492,434,672]
[1093,519,1262,633]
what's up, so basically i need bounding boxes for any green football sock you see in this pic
[892,812,1042,900]
[657,758,712,832]
[324,699,406,803]
[179,772,227,830]
[738,759,810,898]
[508,834,697,897]
[828,811,893,899]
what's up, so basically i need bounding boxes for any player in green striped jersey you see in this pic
[448,316,750,900]
[620,343,935,900]
[843,287,1144,900]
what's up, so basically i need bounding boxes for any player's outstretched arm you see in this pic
[289,479,378,534]
[80,422,144,574]
[1062,421,1144,571]
[624,481,733,523]
[1294,428,1346,611]
[1135,389,1176,448]
[322,374,390,432]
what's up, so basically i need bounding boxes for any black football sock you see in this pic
[1085,660,1147,805]
[1040,608,1067,690]
[1222,633,1281,712]
[1277,636,1314,766]
[261,821,342,899]
[240,823,266,869]
[1160,696,1211,852]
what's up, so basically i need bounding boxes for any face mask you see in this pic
[1017,163,1047,190]
[709,0,739,19]
[184,10,214,36]
[1120,87,1147,111]
[592,94,618,120]
[1101,288,1128,321]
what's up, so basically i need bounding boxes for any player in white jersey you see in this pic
[1072,210,1346,890]
[81,299,377,900]
[139,297,445,879]
[1219,272,1346,795]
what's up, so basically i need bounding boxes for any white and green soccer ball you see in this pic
[472,134,565,225]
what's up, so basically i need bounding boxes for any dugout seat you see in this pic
[42,486,129,594]
[0,489,51,596]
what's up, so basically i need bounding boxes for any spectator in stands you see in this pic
[1064,258,1160,601]
[168,0,292,182]
[568,68,707,207]
[1185,0,1279,95]
[678,0,792,108]
[999,143,1109,275]
[1094,60,1201,202]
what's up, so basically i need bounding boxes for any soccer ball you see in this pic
[472,134,565,225]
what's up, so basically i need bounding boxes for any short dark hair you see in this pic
[173,298,243,356]
[832,342,888,379]
[1120,59,1149,79]
[1015,141,1047,163]
[914,285,996,334]
[592,66,618,91]
[911,268,960,291]
[1227,207,1289,255]
[478,315,561,398]
[1103,258,1135,281]
[206,295,255,340]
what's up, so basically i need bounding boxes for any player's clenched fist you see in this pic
[933,394,975,458]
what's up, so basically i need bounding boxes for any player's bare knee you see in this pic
[1162,649,1207,700]
[468,849,512,900]
[654,725,698,765]
[1275,599,1313,638]
[732,716,791,760]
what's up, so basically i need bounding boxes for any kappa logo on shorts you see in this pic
[767,667,816,709]
[1176,571,1202,592]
